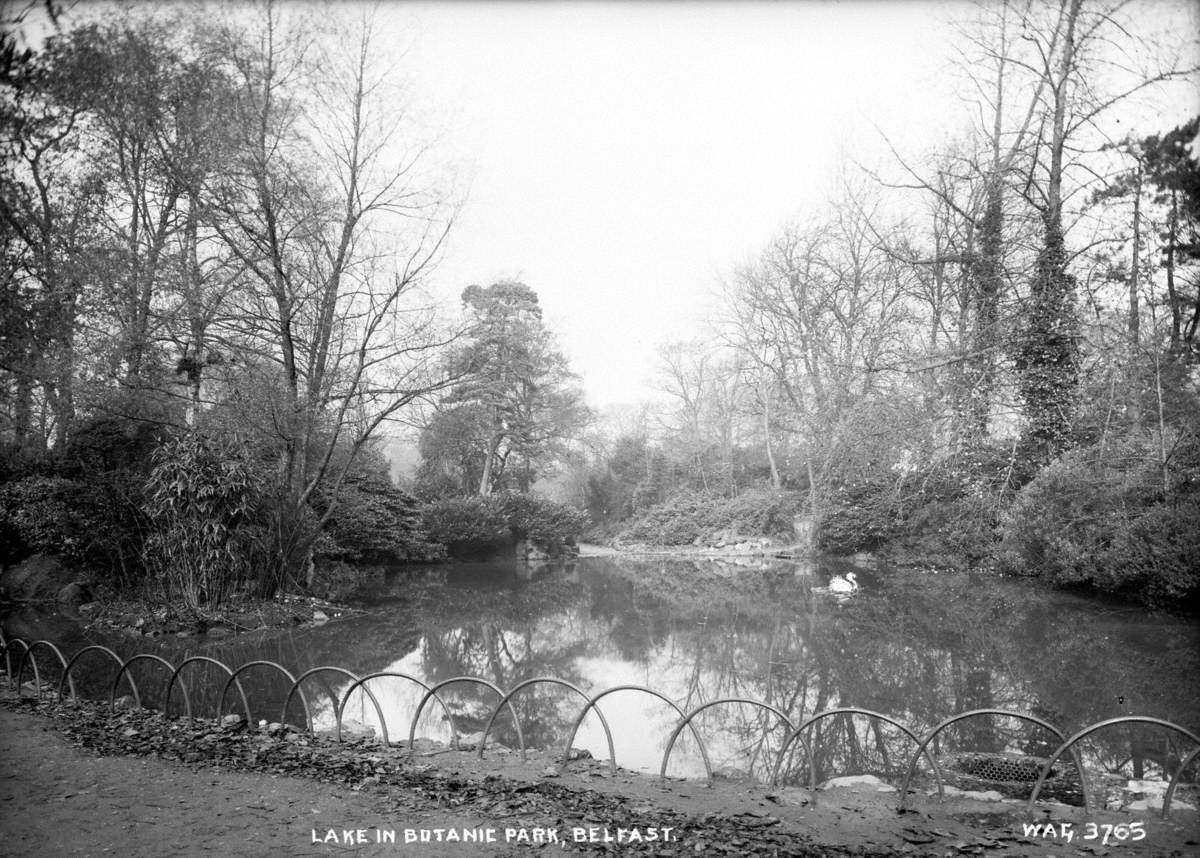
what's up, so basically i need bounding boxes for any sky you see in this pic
[382,1,963,409]
[368,0,1196,412]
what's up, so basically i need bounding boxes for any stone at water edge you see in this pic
[817,774,897,792]
[56,581,91,605]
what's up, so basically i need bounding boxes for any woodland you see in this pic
[1,0,1198,611]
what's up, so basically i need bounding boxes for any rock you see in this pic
[326,720,375,741]
[818,774,887,790]
[939,785,1006,802]
[0,554,81,602]
[456,730,488,750]
[56,581,91,605]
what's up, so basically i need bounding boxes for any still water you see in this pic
[5,556,1199,787]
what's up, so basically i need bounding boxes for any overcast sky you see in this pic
[378,1,1196,411]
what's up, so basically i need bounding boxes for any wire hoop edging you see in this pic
[559,685,713,780]
[407,676,524,761]
[164,656,245,722]
[58,645,124,702]
[1026,716,1200,816]
[108,654,178,712]
[217,661,305,727]
[4,638,30,691]
[0,628,10,688]
[897,709,1079,812]
[660,698,796,787]
[478,677,615,767]
[770,707,941,792]
[279,667,387,746]
[334,671,439,747]
[1162,746,1200,821]
[14,640,70,700]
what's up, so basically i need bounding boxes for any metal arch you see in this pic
[58,645,125,703]
[1027,716,1200,815]
[4,638,30,690]
[770,707,942,791]
[216,660,302,725]
[659,697,797,787]
[898,708,1078,812]
[13,643,69,700]
[558,685,714,780]
[334,671,436,746]
[406,676,524,761]
[109,654,179,712]
[478,677,616,766]
[164,656,247,722]
[0,629,12,688]
[1162,745,1200,821]
[279,667,387,744]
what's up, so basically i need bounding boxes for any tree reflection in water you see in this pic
[8,557,1196,789]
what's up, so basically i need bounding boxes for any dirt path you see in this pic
[0,708,489,857]
[1,703,1198,858]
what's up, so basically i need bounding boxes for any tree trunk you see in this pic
[763,395,781,490]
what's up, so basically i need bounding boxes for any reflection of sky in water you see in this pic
[7,557,1197,788]
[297,559,1200,784]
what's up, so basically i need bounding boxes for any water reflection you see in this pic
[6,557,1198,789]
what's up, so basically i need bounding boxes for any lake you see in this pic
[5,556,1198,790]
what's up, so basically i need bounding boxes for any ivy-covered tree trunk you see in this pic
[1015,0,1082,470]
[1016,222,1079,467]
[964,186,1005,440]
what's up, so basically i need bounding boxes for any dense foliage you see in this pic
[141,434,263,608]
[2,2,1197,611]
[422,493,587,559]
[998,433,1200,607]
[618,489,802,547]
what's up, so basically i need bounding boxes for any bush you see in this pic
[421,492,587,558]
[0,473,147,579]
[316,473,444,564]
[998,433,1200,606]
[493,492,588,551]
[141,434,265,609]
[816,476,902,554]
[619,489,802,546]
[818,444,1014,561]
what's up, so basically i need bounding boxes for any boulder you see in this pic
[56,581,91,605]
[0,554,82,602]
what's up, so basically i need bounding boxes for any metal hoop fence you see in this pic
[2,633,1197,819]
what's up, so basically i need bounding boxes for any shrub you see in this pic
[141,434,264,609]
[998,433,1200,606]
[0,473,147,579]
[818,444,1014,561]
[619,488,803,546]
[421,492,587,558]
[316,473,444,564]
[816,476,902,554]
[493,492,588,551]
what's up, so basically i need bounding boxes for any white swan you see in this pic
[827,572,859,595]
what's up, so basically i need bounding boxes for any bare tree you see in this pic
[204,3,460,587]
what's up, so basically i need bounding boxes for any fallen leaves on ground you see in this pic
[1,696,906,857]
